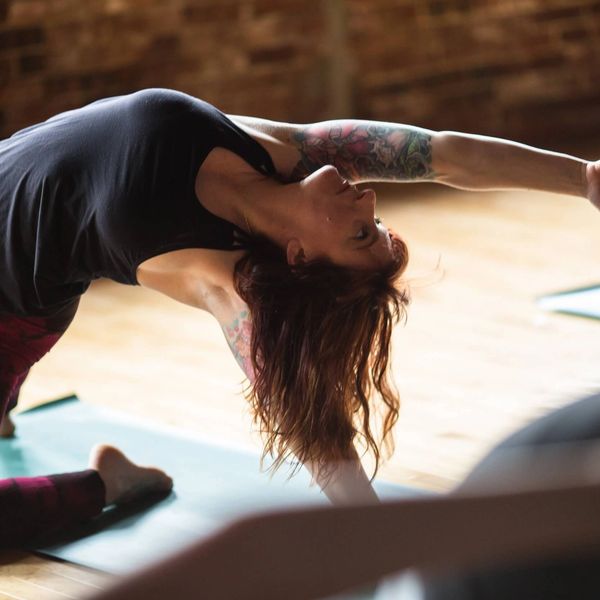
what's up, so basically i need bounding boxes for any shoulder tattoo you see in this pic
[222,309,256,382]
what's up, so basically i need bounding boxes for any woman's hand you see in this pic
[586,161,600,211]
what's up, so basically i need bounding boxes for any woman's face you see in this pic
[292,165,397,269]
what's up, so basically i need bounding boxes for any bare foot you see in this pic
[0,414,15,438]
[88,444,173,506]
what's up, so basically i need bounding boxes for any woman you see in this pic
[1,88,599,541]
[0,88,414,502]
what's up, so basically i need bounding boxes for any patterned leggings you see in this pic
[0,302,106,547]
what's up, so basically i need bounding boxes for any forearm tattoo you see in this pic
[222,309,256,383]
[290,121,435,183]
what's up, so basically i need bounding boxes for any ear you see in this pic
[286,239,306,266]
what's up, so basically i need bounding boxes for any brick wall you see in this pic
[1,0,599,146]
[348,0,600,145]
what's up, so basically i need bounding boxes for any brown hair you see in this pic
[234,231,410,482]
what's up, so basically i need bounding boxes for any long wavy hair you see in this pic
[233,230,410,483]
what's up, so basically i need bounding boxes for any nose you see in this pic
[356,188,377,211]
[320,164,341,181]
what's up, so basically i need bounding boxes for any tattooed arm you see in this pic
[220,303,379,505]
[288,120,590,197]
[289,120,436,183]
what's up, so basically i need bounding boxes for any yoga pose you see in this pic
[1,88,599,545]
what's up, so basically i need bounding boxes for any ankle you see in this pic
[0,414,16,438]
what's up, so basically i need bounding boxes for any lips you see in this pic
[341,179,368,199]
[347,181,363,196]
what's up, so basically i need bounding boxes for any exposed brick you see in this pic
[428,1,446,16]
[182,2,241,22]
[373,4,418,21]
[532,5,586,22]
[142,35,181,63]
[0,27,44,51]
[6,0,48,24]
[44,66,141,97]
[249,44,296,64]
[503,92,600,145]
[0,58,10,87]
[19,53,46,75]
[426,0,475,17]
[370,80,410,96]
[252,0,310,17]
[562,27,591,42]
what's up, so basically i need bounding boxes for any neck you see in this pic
[230,173,302,248]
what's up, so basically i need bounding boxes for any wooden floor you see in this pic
[2,155,600,596]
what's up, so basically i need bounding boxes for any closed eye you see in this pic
[357,217,382,238]
[354,225,369,241]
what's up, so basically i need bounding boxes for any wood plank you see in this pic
[0,557,111,600]
[0,577,77,600]
[33,558,111,589]
[0,554,110,588]
[0,592,28,600]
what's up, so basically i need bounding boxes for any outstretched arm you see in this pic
[230,114,596,205]
[289,120,592,200]
[221,304,379,506]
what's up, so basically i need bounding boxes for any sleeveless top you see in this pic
[0,88,276,316]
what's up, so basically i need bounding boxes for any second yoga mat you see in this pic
[538,284,600,320]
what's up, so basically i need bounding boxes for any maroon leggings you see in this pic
[0,302,106,547]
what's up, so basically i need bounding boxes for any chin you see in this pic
[388,229,409,266]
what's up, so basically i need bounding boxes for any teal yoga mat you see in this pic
[538,284,600,320]
[0,396,426,599]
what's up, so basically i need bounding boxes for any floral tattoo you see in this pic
[223,309,255,383]
[290,121,435,182]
